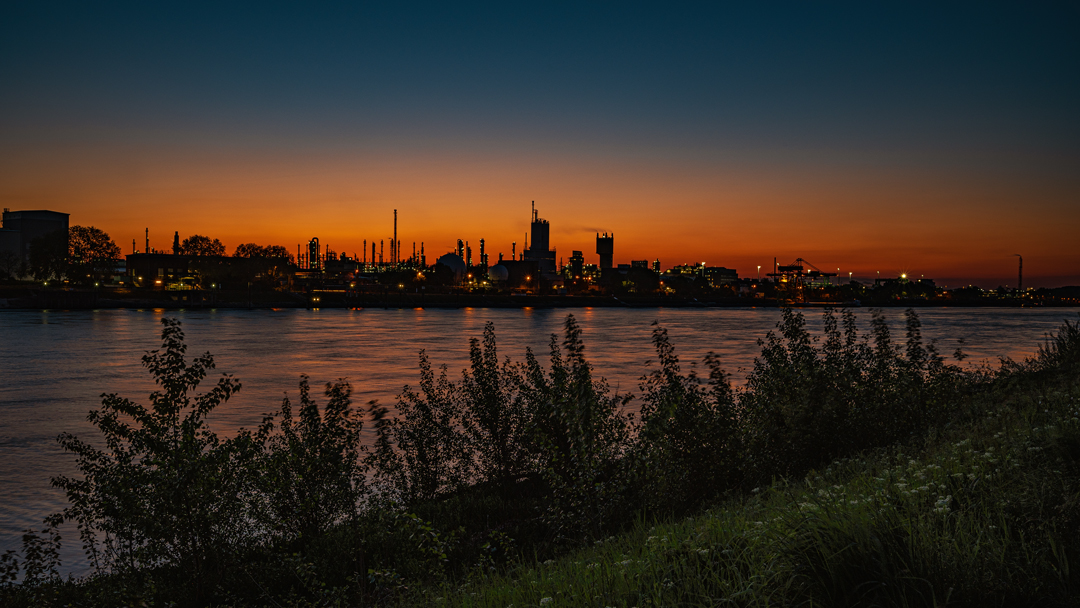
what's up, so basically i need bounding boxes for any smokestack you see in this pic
[393,209,398,266]
[145,228,149,254]
[1015,254,1023,291]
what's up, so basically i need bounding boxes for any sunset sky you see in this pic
[1,3,1077,287]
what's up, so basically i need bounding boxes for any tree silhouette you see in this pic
[68,225,121,284]
[179,235,225,256]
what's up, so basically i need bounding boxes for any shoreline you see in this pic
[0,301,1064,311]
[0,286,1070,311]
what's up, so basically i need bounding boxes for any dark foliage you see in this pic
[27,230,67,281]
[179,234,225,256]
[67,225,121,285]
[740,308,969,481]
[632,322,742,512]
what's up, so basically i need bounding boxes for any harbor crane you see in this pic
[767,257,839,287]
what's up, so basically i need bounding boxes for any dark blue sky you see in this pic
[5,4,1076,155]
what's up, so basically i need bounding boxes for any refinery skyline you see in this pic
[118,202,1029,289]
[1,4,1077,287]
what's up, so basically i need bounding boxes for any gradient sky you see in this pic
[2,3,1078,286]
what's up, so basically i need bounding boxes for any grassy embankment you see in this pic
[428,331,1080,607]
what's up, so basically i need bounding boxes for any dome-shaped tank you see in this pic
[487,264,509,282]
[435,253,467,279]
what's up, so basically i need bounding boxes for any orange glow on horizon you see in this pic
[1,142,1077,287]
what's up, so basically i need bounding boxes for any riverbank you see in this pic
[1,310,1076,606]
[436,359,1080,607]
[0,284,1066,310]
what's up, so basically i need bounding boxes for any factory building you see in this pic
[0,209,69,263]
[568,250,585,278]
[596,232,614,270]
[523,201,556,276]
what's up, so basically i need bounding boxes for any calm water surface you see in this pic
[2,306,1077,573]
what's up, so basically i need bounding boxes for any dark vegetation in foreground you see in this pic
[2,310,1079,607]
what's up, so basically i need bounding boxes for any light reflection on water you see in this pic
[1,306,1077,573]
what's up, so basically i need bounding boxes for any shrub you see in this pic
[633,322,742,512]
[51,318,256,602]
[366,350,472,505]
[458,322,533,490]
[256,375,368,547]
[740,308,969,481]
[521,315,633,540]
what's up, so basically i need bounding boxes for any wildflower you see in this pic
[540,598,553,605]
[933,495,952,514]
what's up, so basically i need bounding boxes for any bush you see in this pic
[520,315,633,541]
[633,322,743,513]
[51,318,254,602]
[366,351,472,505]
[740,308,969,481]
[256,375,368,547]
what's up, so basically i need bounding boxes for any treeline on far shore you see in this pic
[2,309,1079,607]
